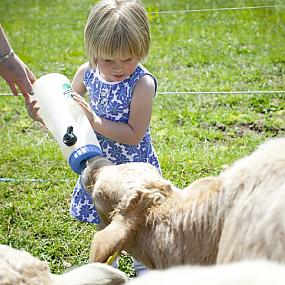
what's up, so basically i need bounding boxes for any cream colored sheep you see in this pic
[0,244,127,285]
[126,260,285,285]
[82,137,285,269]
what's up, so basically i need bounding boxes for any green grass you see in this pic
[0,0,285,276]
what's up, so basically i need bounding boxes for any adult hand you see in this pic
[24,95,44,125]
[0,53,36,97]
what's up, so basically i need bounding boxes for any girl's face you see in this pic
[96,57,139,82]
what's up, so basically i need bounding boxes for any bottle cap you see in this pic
[69,144,103,174]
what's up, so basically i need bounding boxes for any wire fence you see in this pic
[148,4,285,14]
[157,90,285,95]
[1,90,285,96]
[0,177,72,183]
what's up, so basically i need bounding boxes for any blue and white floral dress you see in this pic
[70,64,161,224]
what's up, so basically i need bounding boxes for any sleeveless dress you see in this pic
[70,64,161,224]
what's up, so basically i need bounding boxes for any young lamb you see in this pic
[126,259,285,285]
[82,137,285,269]
[0,244,127,285]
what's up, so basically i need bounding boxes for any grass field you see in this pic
[0,0,285,276]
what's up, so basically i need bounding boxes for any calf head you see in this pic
[82,158,173,263]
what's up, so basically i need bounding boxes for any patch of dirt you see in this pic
[209,122,285,137]
[237,122,285,136]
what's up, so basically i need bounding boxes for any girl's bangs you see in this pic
[96,29,139,60]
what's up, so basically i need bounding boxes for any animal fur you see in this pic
[126,260,285,285]
[0,244,127,285]
[82,138,285,269]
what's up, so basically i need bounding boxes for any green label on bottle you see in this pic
[62,83,73,96]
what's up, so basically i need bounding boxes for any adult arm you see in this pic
[0,25,36,96]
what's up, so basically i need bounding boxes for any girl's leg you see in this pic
[112,256,119,269]
[132,258,149,276]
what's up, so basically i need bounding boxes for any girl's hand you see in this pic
[71,92,98,129]
[24,95,44,125]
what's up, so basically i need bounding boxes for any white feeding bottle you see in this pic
[32,73,102,174]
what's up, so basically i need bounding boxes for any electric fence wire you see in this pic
[148,4,285,14]
[1,90,285,96]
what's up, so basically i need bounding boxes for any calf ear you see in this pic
[90,218,132,263]
[116,182,171,217]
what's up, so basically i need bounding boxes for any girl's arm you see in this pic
[71,62,88,96]
[73,75,155,145]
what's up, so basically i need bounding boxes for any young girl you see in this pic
[70,0,160,275]
[26,0,159,276]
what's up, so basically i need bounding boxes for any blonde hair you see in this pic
[84,0,150,66]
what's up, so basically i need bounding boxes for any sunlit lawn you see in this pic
[0,0,284,275]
